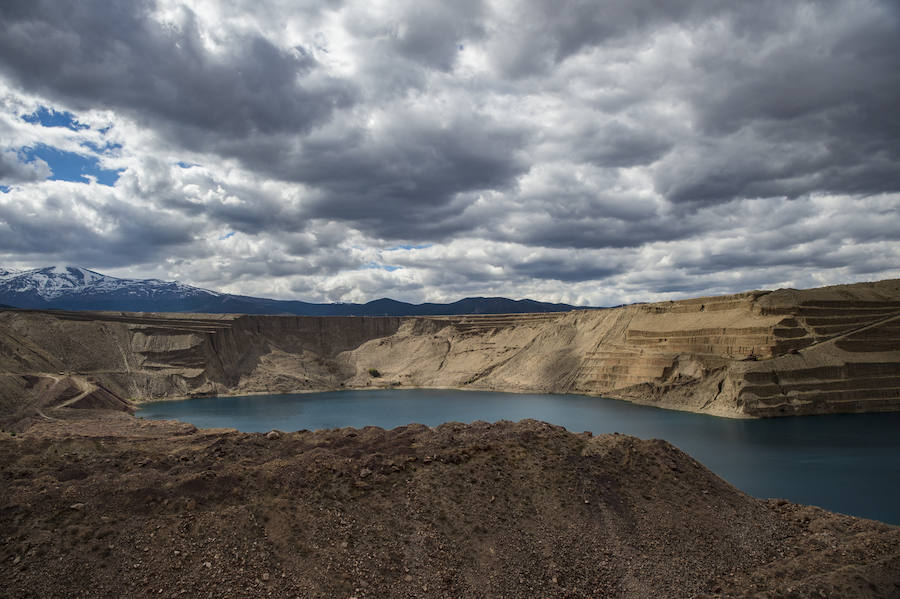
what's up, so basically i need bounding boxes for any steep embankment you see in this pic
[1,279,899,422]
[2,418,898,598]
[343,280,900,417]
[0,310,402,427]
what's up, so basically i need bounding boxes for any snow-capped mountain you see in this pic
[0,265,108,298]
[0,265,228,312]
[0,265,584,315]
[0,265,221,300]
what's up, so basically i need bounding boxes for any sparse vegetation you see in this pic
[368,368,381,378]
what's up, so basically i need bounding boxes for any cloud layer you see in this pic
[1,0,898,305]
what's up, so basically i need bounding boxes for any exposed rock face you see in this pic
[1,279,899,421]
[340,280,900,417]
[1,418,898,598]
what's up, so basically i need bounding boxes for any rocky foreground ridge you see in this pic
[1,279,899,424]
[2,417,899,598]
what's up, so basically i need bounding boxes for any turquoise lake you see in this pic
[137,389,900,525]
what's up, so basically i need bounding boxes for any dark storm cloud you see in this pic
[0,188,200,268]
[676,212,900,277]
[346,0,486,73]
[0,0,534,242]
[509,257,620,283]
[212,109,531,240]
[484,0,723,78]
[471,168,685,249]
[4,0,894,221]
[656,1,900,206]
[0,0,898,303]
[575,121,672,169]
[0,0,355,141]
[491,212,687,250]
[299,116,528,233]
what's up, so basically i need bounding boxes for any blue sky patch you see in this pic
[219,231,236,240]
[23,106,88,131]
[361,262,401,271]
[0,186,10,194]
[387,244,432,251]
[22,144,122,186]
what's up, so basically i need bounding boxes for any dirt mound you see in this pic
[2,418,898,598]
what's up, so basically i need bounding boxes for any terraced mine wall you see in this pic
[1,279,899,422]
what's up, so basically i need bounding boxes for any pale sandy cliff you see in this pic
[1,279,899,424]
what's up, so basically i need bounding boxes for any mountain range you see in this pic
[0,266,584,316]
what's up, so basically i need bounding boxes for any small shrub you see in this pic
[368,368,382,378]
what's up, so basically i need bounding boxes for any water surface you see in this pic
[138,389,900,524]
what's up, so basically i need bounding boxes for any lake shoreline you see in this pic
[135,382,758,419]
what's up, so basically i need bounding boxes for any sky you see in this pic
[1,0,899,306]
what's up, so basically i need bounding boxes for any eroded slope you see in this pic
[343,280,900,417]
[1,279,899,421]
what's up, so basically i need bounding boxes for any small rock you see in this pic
[69,502,85,510]
[359,468,372,478]
[262,573,270,582]
[265,430,281,440]
[202,561,212,569]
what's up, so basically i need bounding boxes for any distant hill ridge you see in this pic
[0,265,584,316]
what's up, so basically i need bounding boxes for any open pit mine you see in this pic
[2,279,900,598]
[1,278,899,426]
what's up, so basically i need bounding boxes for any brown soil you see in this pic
[2,413,898,598]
